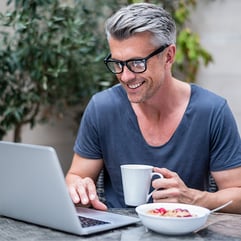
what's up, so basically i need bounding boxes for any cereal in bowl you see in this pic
[148,207,196,217]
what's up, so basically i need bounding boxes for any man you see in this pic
[66,3,241,213]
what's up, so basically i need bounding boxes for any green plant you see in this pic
[0,0,113,141]
[0,0,212,142]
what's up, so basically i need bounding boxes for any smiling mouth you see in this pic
[127,81,145,89]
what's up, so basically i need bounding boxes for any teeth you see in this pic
[128,82,142,89]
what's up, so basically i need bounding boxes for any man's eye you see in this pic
[131,60,145,68]
[113,62,122,69]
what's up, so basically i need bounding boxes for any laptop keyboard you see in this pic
[78,215,110,228]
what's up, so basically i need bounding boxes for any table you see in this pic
[0,209,241,241]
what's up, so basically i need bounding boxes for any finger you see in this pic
[77,183,90,205]
[91,198,108,211]
[68,185,81,204]
[153,196,178,203]
[152,176,179,190]
[152,188,180,202]
[85,178,98,201]
[84,178,108,210]
[152,188,169,200]
[153,167,177,178]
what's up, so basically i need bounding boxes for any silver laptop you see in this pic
[0,141,139,235]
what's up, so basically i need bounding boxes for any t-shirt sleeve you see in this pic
[73,97,103,159]
[210,100,241,171]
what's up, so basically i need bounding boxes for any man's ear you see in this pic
[165,45,176,65]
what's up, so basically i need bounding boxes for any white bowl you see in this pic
[135,203,210,235]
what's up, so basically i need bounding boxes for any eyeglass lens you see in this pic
[107,59,146,74]
[104,44,169,74]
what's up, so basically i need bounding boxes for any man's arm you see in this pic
[209,166,241,213]
[65,153,107,210]
[152,166,241,214]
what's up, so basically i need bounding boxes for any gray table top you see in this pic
[0,209,241,241]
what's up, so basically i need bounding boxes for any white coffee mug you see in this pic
[120,164,163,206]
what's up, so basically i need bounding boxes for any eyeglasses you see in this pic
[104,44,169,74]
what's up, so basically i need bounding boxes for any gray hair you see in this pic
[105,3,176,47]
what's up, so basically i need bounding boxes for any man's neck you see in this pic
[131,78,190,121]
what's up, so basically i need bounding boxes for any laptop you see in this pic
[0,141,139,235]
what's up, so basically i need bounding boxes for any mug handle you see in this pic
[146,172,163,202]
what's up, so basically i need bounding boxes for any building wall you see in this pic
[192,0,241,132]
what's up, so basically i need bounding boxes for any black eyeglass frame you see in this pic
[104,44,169,74]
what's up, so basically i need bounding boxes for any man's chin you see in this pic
[128,97,144,104]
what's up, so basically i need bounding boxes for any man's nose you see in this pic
[119,66,136,82]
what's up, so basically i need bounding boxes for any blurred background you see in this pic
[0,0,241,172]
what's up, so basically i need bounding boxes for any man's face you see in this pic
[108,32,168,104]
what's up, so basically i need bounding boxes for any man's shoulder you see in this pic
[92,84,127,106]
[191,84,226,106]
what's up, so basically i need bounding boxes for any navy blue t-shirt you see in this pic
[74,84,241,208]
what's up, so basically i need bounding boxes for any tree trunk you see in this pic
[14,124,22,142]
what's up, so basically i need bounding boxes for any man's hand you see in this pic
[151,167,197,204]
[66,174,107,211]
